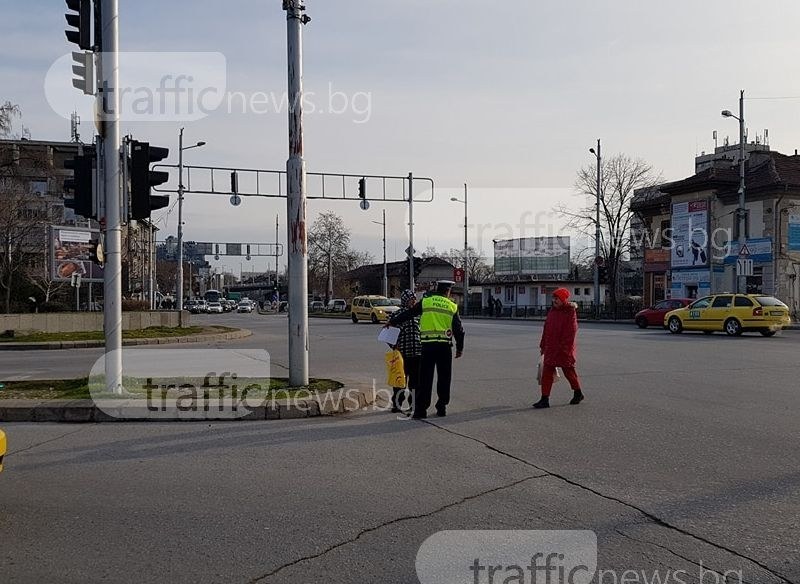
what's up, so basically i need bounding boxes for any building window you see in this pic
[505,287,515,303]
[584,288,590,295]
[574,287,580,295]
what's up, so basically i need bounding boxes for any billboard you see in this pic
[494,236,570,276]
[51,226,104,282]
[670,201,709,269]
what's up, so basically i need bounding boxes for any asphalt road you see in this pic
[1,315,799,583]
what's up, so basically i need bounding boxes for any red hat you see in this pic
[553,288,570,302]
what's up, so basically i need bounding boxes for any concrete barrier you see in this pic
[0,311,190,335]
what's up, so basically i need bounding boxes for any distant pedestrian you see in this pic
[533,287,584,409]
[390,280,464,419]
[495,298,503,318]
[389,289,422,414]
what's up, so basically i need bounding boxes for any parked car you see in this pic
[237,301,254,313]
[309,301,325,312]
[351,295,401,323]
[207,301,224,314]
[0,428,5,473]
[665,294,791,336]
[326,299,347,312]
[635,298,692,328]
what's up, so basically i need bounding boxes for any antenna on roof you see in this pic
[713,130,718,149]
[70,112,81,143]
[765,129,769,146]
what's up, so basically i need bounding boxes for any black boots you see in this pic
[532,396,550,409]
[569,390,584,405]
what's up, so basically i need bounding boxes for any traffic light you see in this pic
[70,51,94,95]
[130,140,170,220]
[598,265,608,284]
[64,148,96,219]
[358,177,366,199]
[65,0,92,50]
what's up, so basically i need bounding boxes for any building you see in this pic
[480,278,608,314]
[342,256,455,298]
[0,137,160,309]
[632,144,800,311]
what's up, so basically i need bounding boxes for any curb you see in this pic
[0,384,384,423]
[0,328,252,351]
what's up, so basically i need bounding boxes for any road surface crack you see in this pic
[424,421,793,584]
[7,427,87,457]
[247,473,545,583]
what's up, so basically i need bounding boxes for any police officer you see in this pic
[389,280,465,419]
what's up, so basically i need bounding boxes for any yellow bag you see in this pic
[385,349,406,388]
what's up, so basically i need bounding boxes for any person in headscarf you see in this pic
[533,287,584,409]
[390,289,422,414]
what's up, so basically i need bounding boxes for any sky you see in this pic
[3,0,800,277]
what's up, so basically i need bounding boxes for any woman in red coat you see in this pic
[533,287,584,408]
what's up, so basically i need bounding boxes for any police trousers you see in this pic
[417,343,453,415]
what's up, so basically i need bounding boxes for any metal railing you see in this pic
[464,301,644,321]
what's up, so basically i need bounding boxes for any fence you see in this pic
[465,300,644,321]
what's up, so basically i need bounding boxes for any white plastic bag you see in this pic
[536,355,560,386]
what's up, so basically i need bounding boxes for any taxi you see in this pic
[0,428,6,473]
[665,294,791,336]
[350,295,400,323]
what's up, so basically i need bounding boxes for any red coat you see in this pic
[539,302,578,367]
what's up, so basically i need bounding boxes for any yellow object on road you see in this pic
[665,294,791,336]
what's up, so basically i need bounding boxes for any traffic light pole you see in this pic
[285,0,309,387]
[100,0,123,394]
[408,172,415,291]
[593,139,601,320]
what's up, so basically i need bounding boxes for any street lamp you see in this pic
[722,90,747,295]
[177,128,206,323]
[372,210,388,297]
[589,140,602,319]
[450,183,469,316]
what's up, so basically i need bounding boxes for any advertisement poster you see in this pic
[51,226,104,282]
[494,236,570,275]
[789,214,800,252]
[670,201,709,269]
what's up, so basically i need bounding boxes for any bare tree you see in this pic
[0,102,21,138]
[307,212,372,302]
[26,260,66,305]
[555,153,661,310]
[433,246,493,283]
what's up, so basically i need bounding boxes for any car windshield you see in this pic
[754,296,787,307]
[371,298,392,306]
[689,297,712,309]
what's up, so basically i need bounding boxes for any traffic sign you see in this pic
[453,268,464,283]
[739,243,751,257]
[737,258,754,277]
[405,246,416,258]
[359,199,370,211]
[230,194,242,207]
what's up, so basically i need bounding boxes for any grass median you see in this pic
[0,326,239,344]
[0,377,343,400]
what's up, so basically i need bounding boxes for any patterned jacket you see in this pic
[393,308,421,357]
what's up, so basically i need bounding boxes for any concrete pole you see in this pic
[275,213,279,299]
[594,139,601,319]
[285,0,309,386]
[408,172,415,291]
[177,128,184,321]
[737,90,747,295]
[101,0,122,394]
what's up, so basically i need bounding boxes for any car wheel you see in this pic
[760,329,777,337]
[371,313,379,324]
[668,316,683,334]
[724,318,743,336]
[351,313,358,323]
[636,317,648,329]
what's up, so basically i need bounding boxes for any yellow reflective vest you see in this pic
[419,295,458,343]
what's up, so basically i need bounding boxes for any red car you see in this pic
[635,298,692,329]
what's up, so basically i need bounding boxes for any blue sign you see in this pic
[789,215,800,252]
[723,238,772,264]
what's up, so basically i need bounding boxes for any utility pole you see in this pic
[275,213,279,299]
[177,128,185,321]
[463,183,469,316]
[737,90,747,295]
[372,210,387,296]
[408,172,415,291]
[100,0,123,394]
[590,139,602,319]
[285,0,310,386]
